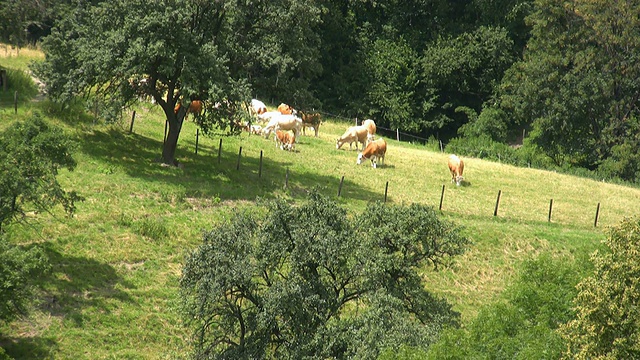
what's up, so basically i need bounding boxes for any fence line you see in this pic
[208,141,603,228]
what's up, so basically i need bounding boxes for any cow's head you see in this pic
[455,175,464,186]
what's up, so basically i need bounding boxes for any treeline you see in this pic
[5,0,640,182]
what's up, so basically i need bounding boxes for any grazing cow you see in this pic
[277,103,296,115]
[362,119,376,136]
[357,138,387,168]
[257,111,280,123]
[174,100,203,120]
[336,125,369,150]
[262,114,303,141]
[362,119,377,145]
[250,99,267,116]
[448,154,465,186]
[300,111,321,137]
[275,130,296,151]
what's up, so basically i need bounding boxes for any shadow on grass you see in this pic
[76,128,382,203]
[0,336,57,360]
[1,243,135,359]
[37,243,136,324]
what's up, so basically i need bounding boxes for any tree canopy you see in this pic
[180,192,469,358]
[23,0,640,179]
[0,113,78,329]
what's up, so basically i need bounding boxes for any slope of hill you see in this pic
[2,48,639,359]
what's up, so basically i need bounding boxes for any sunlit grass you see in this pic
[1,46,639,359]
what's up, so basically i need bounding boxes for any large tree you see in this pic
[34,0,322,166]
[180,192,469,358]
[500,0,640,176]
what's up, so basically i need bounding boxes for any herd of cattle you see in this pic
[174,98,465,184]
[247,99,392,170]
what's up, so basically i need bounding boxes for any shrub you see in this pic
[180,192,469,359]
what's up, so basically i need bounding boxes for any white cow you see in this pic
[250,99,267,116]
[336,125,369,150]
[262,114,303,142]
[448,154,465,186]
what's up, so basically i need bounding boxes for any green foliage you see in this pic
[458,106,509,142]
[180,192,469,359]
[364,35,422,132]
[421,26,515,138]
[0,113,80,230]
[132,217,172,241]
[0,236,50,323]
[560,218,640,359]
[500,0,640,174]
[427,253,584,360]
[0,68,38,106]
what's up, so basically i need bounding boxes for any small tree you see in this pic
[180,192,469,359]
[560,218,640,359]
[0,113,79,230]
[0,113,78,333]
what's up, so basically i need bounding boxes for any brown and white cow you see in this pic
[174,100,203,120]
[250,99,267,116]
[336,125,369,150]
[448,154,465,186]
[275,130,296,151]
[277,103,296,115]
[357,138,387,168]
[262,114,302,141]
[300,111,321,137]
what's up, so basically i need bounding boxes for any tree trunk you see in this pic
[161,106,187,166]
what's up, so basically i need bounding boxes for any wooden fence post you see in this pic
[129,111,136,134]
[236,147,242,170]
[439,184,445,211]
[396,129,400,141]
[217,138,222,164]
[259,150,263,178]
[14,91,18,114]
[548,199,553,222]
[195,128,200,154]
[594,202,600,227]
[384,181,389,203]
[338,175,345,197]
[493,190,502,217]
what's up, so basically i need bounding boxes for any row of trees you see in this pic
[16,0,640,180]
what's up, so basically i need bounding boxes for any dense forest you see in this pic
[4,0,639,181]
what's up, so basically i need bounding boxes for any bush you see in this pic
[180,192,469,359]
[560,218,640,359]
[0,235,50,323]
[427,253,584,360]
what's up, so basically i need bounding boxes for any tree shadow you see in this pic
[0,336,57,360]
[76,129,382,203]
[1,243,135,359]
[37,243,136,324]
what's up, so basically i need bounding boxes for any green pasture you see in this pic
[1,47,638,359]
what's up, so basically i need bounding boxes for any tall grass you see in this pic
[1,48,638,359]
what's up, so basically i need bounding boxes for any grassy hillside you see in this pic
[1,47,639,359]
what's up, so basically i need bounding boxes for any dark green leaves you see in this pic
[0,113,80,230]
[180,192,469,358]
